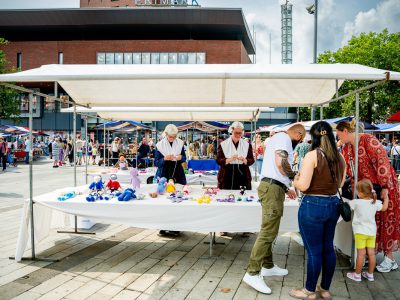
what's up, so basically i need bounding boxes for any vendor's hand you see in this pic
[381,188,389,201]
[294,173,300,181]
[241,158,247,165]
[165,154,173,161]
[176,155,182,161]
[286,189,297,200]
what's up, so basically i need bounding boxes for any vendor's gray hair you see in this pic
[164,124,179,136]
[229,121,244,133]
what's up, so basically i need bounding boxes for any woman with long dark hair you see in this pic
[289,121,346,300]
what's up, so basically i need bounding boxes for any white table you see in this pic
[15,184,299,261]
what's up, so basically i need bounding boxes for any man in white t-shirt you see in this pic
[75,137,83,165]
[243,124,305,294]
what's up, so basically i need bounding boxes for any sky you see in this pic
[1,0,399,65]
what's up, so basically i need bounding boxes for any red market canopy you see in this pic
[387,111,400,123]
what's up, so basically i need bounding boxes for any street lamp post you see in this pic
[307,0,318,120]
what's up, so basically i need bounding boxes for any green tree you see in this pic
[0,38,20,121]
[317,29,400,123]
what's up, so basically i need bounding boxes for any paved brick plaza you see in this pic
[0,159,399,300]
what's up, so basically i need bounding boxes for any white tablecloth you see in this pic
[15,183,299,261]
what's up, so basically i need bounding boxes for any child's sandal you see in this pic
[289,288,317,299]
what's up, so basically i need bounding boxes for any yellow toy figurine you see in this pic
[166,179,176,193]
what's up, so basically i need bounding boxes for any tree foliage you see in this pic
[0,38,21,121]
[312,29,400,123]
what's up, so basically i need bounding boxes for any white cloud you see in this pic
[0,0,79,9]
[342,0,400,45]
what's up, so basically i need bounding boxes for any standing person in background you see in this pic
[51,138,60,168]
[0,137,8,171]
[48,138,53,160]
[254,134,265,175]
[91,140,98,165]
[75,136,83,165]
[391,140,400,172]
[200,140,208,157]
[111,137,120,166]
[294,136,312,171]
[67,139,74,167]
[24,136,30,164]
[137,138,150,168]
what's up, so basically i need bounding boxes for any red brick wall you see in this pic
[1,40,251,70]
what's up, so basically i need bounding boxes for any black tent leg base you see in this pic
[204,232,225,245]
[9,256,59,262]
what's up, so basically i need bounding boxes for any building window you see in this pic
[133,53,141,64]
[160,53,169,64]
[168,53,178,64]
[17,53,22,69]
[115,53,123,64]
[142,53,151,64]
[105,53,114,64]
[124,53,133,64]
[178,53,188,64]
[151,53,160,64]
[97,53,105,64]
[188,53,196,64]
[58,52,63,64]
[197,52,206,64]
[96,52,207,64]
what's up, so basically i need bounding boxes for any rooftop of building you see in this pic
[0,7,255,54]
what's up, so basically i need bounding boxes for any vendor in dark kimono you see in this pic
[155,124,187,185]
[217,121,255,190]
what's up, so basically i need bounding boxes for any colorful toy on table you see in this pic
[136,193,145,200]
[106,174,122,192]
[86,175,105,202]
[149,192,158,198]
[169,191,189,203]
[204,187,219,195]
[166,179,176,193]
[156,177,168,194]
[118,188,136,201]
[216,194,236,203]
[57,191,77,201]
[182,185,189,196]
[195,195,211,204]
[239,186,246,196]
[130,168,141,189]
[116,155,129,170]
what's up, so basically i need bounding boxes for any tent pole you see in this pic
[108,129,110,166]
[354,93,359,198]
[73,104,77,187]
[10,93,59,261]
[103,123,106,169]
[58,105,95,235]
[85,116,88,184]
[254,116,258,182]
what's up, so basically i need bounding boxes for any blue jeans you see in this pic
[256,159,263,175]
[25,151,29,164]
[298,195,340,292]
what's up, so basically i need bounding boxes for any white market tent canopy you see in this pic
[61,106,273,121]
[1,64,399,108]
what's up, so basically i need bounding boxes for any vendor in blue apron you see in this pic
[216,121,254,190]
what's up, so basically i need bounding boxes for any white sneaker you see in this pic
[261,265,288,276]
[243,273,272,294]
[377,256,399,273]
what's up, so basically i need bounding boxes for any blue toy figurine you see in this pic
[86,175,105,202]
[57,192,76,201]
[157,177,167,194]
[118,188,136,201]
